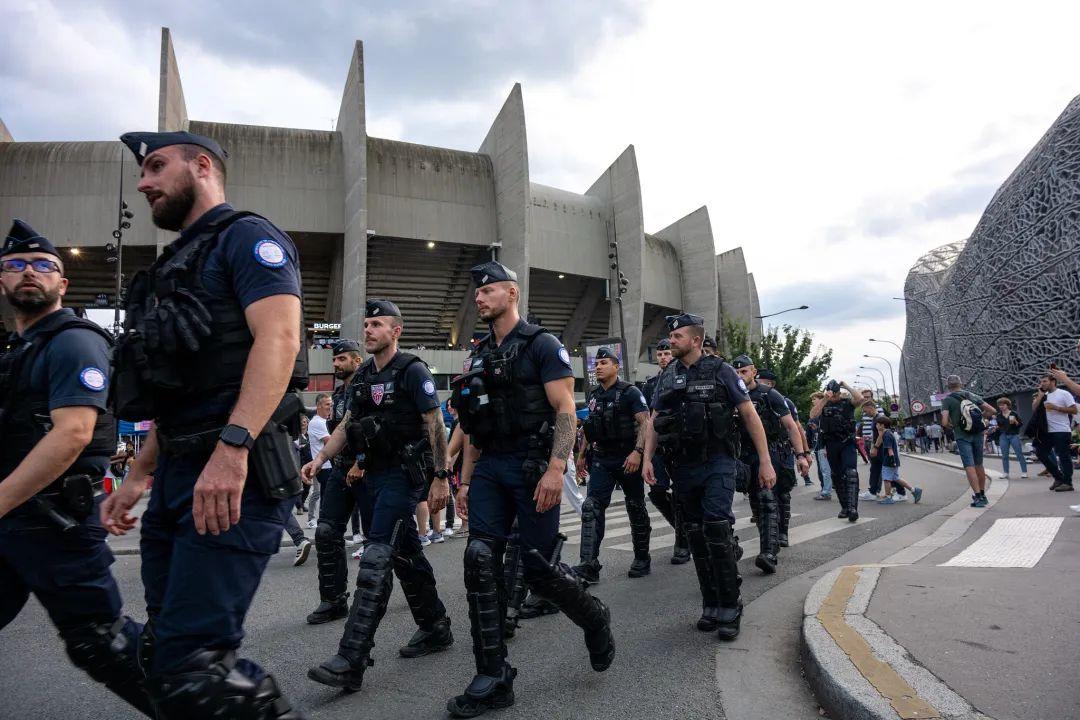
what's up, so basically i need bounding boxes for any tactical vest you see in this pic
[642,373,661,411]
[746,385,784,444]
[652,356,740,464]
[327,375,353,435]
[820,399,855,440]
[583,381,637,453]
[346,352,427,468]
[0,312,117,486]
[452,323,555,453]
[111,210,308,424]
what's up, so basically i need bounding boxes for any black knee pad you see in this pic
[146,649,296,720]
[315,519,345,549]
[63,617,154,716]
[357,542,394,581]
[464,536,498,590]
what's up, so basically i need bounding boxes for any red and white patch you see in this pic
[588,399,597,411]
[371,383,385,405]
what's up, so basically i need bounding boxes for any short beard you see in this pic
[8,285,61,313]
[477,302,505,323]
[151,178,196,231]
[334,366,355,380]
[366,340,391,355]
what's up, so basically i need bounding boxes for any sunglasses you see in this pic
[1,258,62,274]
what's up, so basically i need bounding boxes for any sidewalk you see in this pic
[802,453,1079,720]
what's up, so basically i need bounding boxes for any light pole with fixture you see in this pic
[863,354,896,401]
[870,337,912,413]
[855,374,884,400]
[858,366,888,400]
[756,304,809,320]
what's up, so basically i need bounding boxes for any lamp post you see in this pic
[858,365,889,400]
[863,354,896,400]
[855,374,884,400]
[756,304,809,320]
[894,296,943,394]
[870,338,912,413]
[607,231,630,382]
[106,154,134,336]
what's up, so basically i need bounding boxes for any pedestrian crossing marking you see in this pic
[940,517,1064,568]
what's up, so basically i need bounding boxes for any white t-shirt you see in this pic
[308,414,333,469]
[1044,388,1077,433]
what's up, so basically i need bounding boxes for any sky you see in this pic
[4,0,1080,399]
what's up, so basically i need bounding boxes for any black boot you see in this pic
[307,543,393,691]
[311,518,349,624]
[846,469,860,522]
[834,470,849,518]
[626,499,652,578]
[777,491,791,547]
[400,617,454,659]
[685,522,720,631]
[754,488,779,575]
[393,551,453,657]
[306,595,349,625]
[529,553,615,672]
[516,590,560,619]
[650,487,691,564]
[573,497,603,582]
[704,520,742,641]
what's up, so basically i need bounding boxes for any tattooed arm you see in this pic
[623,410,651,474]
[536,376,576,512]
[424,408,451,514]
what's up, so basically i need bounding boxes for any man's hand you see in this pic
[100,474,149,536]
[623,449,642,474]
[346,462,364,486]
[455,484,470,520]
[642,459,656,486]
[428,478,450,515]
[300,458,322,483]
[796,455,810,476]
[533,465,563,513]
[192,444,248,535]
[1050,368,1071,385]
[758,456,777,490]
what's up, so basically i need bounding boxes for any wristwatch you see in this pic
[634,446,645,455]
[219,424,255,450]
[434,469,450,480]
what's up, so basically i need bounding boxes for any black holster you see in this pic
[400,440,434,489]
[249,393,305,501]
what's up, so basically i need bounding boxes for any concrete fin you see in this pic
[0,118,12,142]
[337,40,369,341]
[654,205,719,338]
[157,27,188,132]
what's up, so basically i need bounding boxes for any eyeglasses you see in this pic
[1,258,62,274]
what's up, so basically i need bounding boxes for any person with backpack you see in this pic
[941,375,997,507]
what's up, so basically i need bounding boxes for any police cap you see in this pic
[2,220,61,259]
[703,335,717,349]
[595,346,619,364]
[665,313,704,331]
[470,260,518,288]
[757,369,778,381]
[656,338,671,350]
[331,339,362,356]
[366,298,402,319]
[826,379,841,392]
[731,354,755,369]
[119,131,229,166]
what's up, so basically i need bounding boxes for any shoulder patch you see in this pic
[253,238,288,268]
[737,378,748,393]
[79,366,107,392]
[558,347,571,367]
[422,379,436,396]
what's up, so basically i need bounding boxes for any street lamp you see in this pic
[756,304,809,320]
[893,296,943,394]
[108,153,134,336]
[858,365,888,397]
[870,338,912,413]
[855,374,884,400]
[863,354,896,400]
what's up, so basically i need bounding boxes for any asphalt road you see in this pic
[0,457,968,720]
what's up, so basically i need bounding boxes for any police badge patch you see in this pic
[371,383,385,405]
[422,380,436,396]
[558,347,571,367]
[253,238,288,268]
[79,366,106,392]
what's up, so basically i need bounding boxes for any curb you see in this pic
[899,451,1006,480]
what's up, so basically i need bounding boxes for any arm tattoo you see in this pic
[551,412,575,461]
[424,409,449,472]
[634,412,649,449]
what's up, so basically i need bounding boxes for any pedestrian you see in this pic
[926,419,943,452]
[874,417,923,504]
[941,374,997,507]
[296,413,312,513]
[1032,371,1076,491]
[809,380,865,521]
[306,393,333,529]
[902,422,917,452]
[917,423,930,453]
[861,399,884,501]
[807,418,833,500]
[1,220,153,716]
[995,398,1028,478]
[104,130,308,717]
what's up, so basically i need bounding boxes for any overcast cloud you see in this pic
[3,0,1079,390]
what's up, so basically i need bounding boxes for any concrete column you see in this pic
[586,145,645,379]
[336,42,368,341]
[655,206,719,336]
[155,27,189,255]
[0,118,12,142]
[561,277,606,351]
[747,273,763,341]
[478,84,531,311]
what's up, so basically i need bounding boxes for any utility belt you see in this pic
[348,416,432,488]
[592,441,635,460]
[29,474,99,532]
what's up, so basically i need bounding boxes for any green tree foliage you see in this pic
[721,320,833,419]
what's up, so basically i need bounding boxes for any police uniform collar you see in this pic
[177,203,235,243]
[490,318,528,349]
[18,308,74,340]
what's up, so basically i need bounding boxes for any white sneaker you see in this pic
[353,533,364,545]
[858,491,875,500]
[419,534,431,547]
[430,531,445,544]
[1021,473,1029,478]
[352,547,363,559]
[1070,504,1080,513]
[1002,473,1011,479]
[305,519,317,529]
[443,527,456,538]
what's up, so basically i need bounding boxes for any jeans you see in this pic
[998,434,1027,475]
[815,447,832,495]
[283,513,306,545]
[1045,432,1074,485]
[955,436,984,468]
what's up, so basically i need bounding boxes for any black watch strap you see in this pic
[434,469,449,480]
[220,423,255,450]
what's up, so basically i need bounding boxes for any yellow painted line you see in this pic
[818,566,941,720]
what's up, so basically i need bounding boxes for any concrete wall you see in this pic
[158,28,187,133]
[0,118,12,143]
[641,234,683,309]
[478,84,532,309]
[189,121,344,234]
[747,273,762,341]
[337,41,369,341]
[717,246,753,331]
[367,137,496,246]
[655,206,719,333]
[528,182,609,277]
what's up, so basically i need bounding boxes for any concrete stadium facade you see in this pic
[0,28,761,392]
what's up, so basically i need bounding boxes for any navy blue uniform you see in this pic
[817,398,862,519]
[138,204,302,675]
[740,384,791,479]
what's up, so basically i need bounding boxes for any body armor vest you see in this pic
[327,375,353,435]
[451,323,555,453]
[111,210,308,424]
[346,352,427,469]
[583,381,637,453]
[0,312,117,486]
[642,373,661,411]
[820,399,855,440]
[652,356,740,464]
[746,385,784,444]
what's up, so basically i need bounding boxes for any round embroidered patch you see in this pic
[253,238,288,268]
[422,380,436,396]
[737,378,748,393]
[558,347,571,367]
[80,366,107,392]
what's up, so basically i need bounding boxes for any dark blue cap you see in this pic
[656,338,671,350]
[366,298,402,319]
[826,379,841,392]
[757,369,777,381]
[595,346,619,363]
[470,260,518,288]
[703,335,717,349]
[331,339,362,355]
[119,131,228,166]
[732,354,754,368]
[665,313,704,331]
[2,220,60,259]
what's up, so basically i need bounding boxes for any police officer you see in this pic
[102,131,308,718]
[757,369,814,541]
[809,380,864,522]
[302,299,453,691]
[449,261,614,717]
[643,314,775,641]
[306,338,368,625]
[575,346,652,581]
[730,357,809,573]
[0,220,152,716]
[642,338,690,564]
[701,334,719,357]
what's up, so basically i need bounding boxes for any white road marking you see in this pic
[940,517,1064,568]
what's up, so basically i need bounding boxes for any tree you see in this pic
[721,320,833,420]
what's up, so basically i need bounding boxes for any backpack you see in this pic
[951,392,985,434]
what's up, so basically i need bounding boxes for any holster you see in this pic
[523,423,553,487]
[248,393,305,501]
[32,474,97,531]
[400,440,434,489]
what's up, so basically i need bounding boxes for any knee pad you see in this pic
[580,496,600,521]
[464,536,498,590]
[357,542,393,579]
[63,617,140,682]
[146,649,296,720]
[315,519,345,549]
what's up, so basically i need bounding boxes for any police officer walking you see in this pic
[0,220,153,716]
[101,131,308,718]
[810,380,864,522]
[730,357,809,573]
[302,299,453,692]
[575,346,652,581]
[643,314,775,641]
[642,338,690,564]
[449,261,614,717]
[757,369,814,542]
[306,338,367,625]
